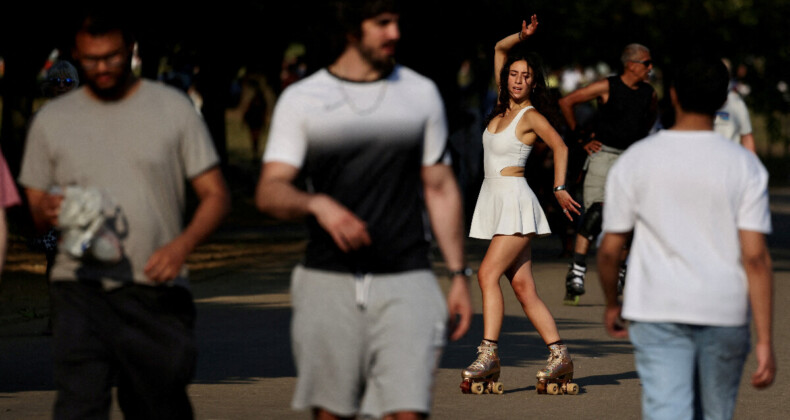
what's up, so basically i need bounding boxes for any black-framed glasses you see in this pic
[630,59,653,67]
[49,77,75,87]
[77,50,126,70]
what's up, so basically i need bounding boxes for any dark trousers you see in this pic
[50,281,197,420]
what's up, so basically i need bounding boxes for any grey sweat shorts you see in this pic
[289,265,448,418]
[582,145,623,210]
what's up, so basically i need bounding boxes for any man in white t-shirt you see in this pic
[255,1,472,418]
[597,56,775,420]
[715,88,756,152]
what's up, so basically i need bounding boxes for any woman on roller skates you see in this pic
[461,15,582,395]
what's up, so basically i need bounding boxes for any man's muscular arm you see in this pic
[597,232,630,338]
[739,230,776,388]
[422,164,473,341]
[558,79,609,131]
[25,188,63,233]
[145,167,230,282]
[559,79,610,154]
[255,162,371,252]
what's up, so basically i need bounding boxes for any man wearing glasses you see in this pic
[557,43,658,305]
[19,8,229,419]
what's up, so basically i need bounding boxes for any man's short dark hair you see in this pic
[670,56,729,116]
[72,5,136,47]
[334,0,400,39]
[309,0,400,68]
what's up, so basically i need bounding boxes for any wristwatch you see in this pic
[449,267,474,277]
[553,185,567,192]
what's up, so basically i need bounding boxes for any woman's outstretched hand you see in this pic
[554,190,582,221]
[521,14,539,40]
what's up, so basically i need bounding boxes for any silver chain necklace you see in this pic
[337,79,388,116]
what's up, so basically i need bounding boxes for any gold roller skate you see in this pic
[460,341,504,395]
[536,343,579,395]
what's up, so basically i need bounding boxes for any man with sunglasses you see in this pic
[19,8,229,419]
[557,43,658,305]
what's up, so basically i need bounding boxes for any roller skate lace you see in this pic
[463,343,499,379]
[468,346,496,371]
[537,344,573,379]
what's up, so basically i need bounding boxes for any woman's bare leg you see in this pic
[506,243,561,344]
[477,234,532,341]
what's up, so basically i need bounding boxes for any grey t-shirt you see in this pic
[19,80,218,288]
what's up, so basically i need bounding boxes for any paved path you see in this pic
[1,188,789,419]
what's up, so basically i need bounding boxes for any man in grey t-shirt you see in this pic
[19,10,229,419]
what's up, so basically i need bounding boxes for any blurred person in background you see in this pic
[0,151,22,283]
[19,8,229,418]
[558,43,657,306]
[42,60,80,99]
[714,58,756,153]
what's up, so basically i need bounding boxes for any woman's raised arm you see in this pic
[494,14,538,88]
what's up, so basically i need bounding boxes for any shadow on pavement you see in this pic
[501,368,639,395]
[194,304,295,382]
[441,314,635,370]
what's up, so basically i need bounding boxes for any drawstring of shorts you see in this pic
[355,272,373,309]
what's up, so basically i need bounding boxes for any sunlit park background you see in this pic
[0,0,789,231]
[0,2,788,417]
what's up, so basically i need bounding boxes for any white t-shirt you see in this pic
[603,130,771,326]
[263,66,448,168]
[714,90,752,144]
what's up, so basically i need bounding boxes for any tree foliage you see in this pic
[1,0,788,171]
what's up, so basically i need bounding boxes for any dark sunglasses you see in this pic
[49,77,75,87]
[630,59,653,67]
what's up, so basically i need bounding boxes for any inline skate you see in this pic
[563,263,586,306]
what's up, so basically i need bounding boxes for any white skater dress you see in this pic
[469,106,552,239]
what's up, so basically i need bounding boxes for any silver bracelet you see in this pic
[553,185,567,192]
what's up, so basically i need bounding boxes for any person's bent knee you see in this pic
[578,202,603,242]
[476,265,502,289]
[510,277,537,302]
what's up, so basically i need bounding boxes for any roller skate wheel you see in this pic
[492,382,504,394]
[565,382,579,395]
[536,381,547,394]
[563,293,580,306]
[471,382,485,394]
[546,383,560,395]
[460,380,471,394]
